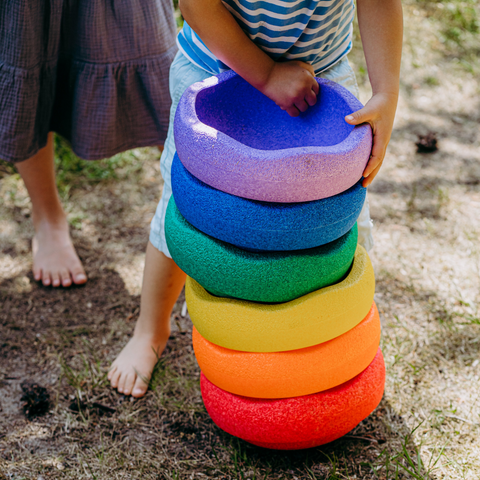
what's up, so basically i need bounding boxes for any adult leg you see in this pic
[108,241,185,397]
[16,133,87,287]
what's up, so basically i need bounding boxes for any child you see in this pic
[108,0,402,397]
[0,0,177,288]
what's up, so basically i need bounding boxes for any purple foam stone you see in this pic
[174,70,372,203]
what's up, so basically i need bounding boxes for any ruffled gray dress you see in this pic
[0,0,177,162]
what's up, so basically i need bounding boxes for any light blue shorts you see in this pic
[150,51,374,257]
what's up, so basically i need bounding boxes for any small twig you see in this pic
[105,302,124,310]
[91,402,116,414]
[26,301,34,315]
[70,400,116,414]
[126,307,140,322]
[445,414,475,425]
[344,435,379,443]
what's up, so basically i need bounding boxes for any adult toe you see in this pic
[60,268,72,287]
[33,266,42,282]
[42,270,52,286]
[51,271,62,287]
[73,267,87,285]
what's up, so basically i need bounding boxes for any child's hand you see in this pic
[260,61,319,117]
[345,92,398,187]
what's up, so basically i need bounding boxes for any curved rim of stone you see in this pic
[171,154,366,251]
[201,349,385,450]
[165,198,358,303]
[174,70,373,203]
[186,245,375,352]
[193,302,380,398]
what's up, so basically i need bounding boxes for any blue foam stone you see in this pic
[171,153,366,251]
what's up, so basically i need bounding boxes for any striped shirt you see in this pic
[177,0,355,76]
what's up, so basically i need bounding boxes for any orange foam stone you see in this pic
[193,303,380,399]
[201,349,385,450]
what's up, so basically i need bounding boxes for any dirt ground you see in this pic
[1,2,479,479]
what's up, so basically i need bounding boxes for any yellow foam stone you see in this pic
[186,245,375,352]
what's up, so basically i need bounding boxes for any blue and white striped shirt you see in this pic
[177,0,355,76]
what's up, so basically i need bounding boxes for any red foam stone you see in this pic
[201,349,385,450]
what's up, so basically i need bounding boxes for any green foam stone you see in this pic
[166,199,358,303]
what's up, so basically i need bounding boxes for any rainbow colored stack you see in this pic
[166,71,385,450]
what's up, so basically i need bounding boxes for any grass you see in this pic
[0,134,150,210]
[411,0,480,72]
[53,135,147,200]
[430,0,478,44]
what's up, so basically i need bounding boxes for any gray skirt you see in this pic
[0,0,177,162]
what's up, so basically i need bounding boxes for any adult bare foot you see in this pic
[15,133,87,288]
[108,331,169,398]
[32,217,87,287]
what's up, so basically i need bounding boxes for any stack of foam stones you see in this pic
[165,70,385,450]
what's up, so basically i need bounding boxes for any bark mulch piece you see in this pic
[415,132,438,153]
[20,381,51,419]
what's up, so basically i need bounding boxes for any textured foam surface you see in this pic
[171,154,366,251]
[174,71,372,203]
[186,245,375,352]
[193,302,380,398]
[165,198,357,303]
[201,349,385,450]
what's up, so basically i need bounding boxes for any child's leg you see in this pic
[108,241,185,397]
[109,51,212,397]
[15,133,87,287]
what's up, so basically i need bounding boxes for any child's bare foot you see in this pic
[108,331,169,398]
[32,217,87,288]
[108,243,185,398]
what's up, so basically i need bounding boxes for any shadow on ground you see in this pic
[1,258,436,480]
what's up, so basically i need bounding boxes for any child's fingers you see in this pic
[295,98,310,113]
[343,102,389,179]
[362,161,383,187]
[305,88,317,106]
[285,105,300,117]
[343,93,397,187]
[300,61,316,77]
[345,105,376,126]
[363,151,384,181]
[362,162,383,187]
[363,131,387,178]
[345,107,386,180]
[364,144,385,176]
